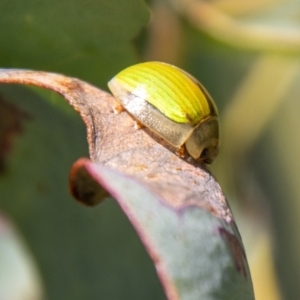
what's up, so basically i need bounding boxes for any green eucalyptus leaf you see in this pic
[74,160,254,300]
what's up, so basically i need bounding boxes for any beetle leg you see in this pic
[176,145,187,158]
[113,103,125,114]
[134,120,144,129]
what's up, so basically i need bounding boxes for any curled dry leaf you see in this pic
[0,69,229,218]
[0,69,254,299]
[171,0,300,53]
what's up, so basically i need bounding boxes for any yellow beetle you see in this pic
[108,61,219,164]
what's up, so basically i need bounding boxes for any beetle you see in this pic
[108,61,219,164]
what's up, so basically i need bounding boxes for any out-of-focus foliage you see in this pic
[0,214,43,300]
[0,0,299,299]
[0,0,149,88]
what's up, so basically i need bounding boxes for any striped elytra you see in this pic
[108,61,219,164]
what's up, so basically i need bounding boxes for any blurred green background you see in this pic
[1,0,300,299]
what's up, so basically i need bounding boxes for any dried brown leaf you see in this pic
[0,69,231,221]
